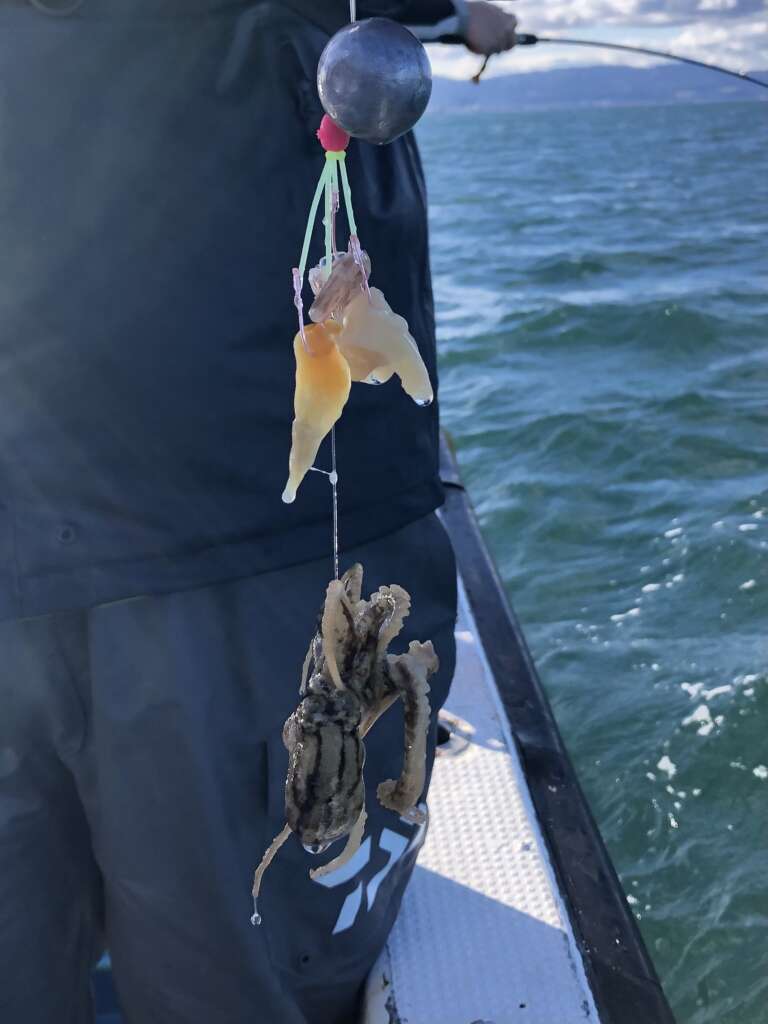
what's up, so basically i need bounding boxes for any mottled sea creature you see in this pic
[251,563,438,923]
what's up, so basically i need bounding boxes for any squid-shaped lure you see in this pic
[282,322,351,505]
[338,288,433,404]
[282,114,433,504]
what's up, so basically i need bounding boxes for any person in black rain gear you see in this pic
[0,2,517,1022]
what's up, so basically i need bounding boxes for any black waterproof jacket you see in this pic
[0,0,455,619]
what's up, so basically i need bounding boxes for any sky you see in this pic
[425,0,768,78]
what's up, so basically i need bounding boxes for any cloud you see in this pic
[427,41,658,77]
[513,0,765,31]
[698,0,739,11]
[671,13,767,62]
[426,0,768,77]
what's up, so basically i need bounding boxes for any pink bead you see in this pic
[316,114,350,152]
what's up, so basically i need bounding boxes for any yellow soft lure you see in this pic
[282,322,351,504]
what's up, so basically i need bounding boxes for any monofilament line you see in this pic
[297,149,355,578]
[307,155,343,582]
[309,447,340,581]
[331,426,339,580]
[325,155,340,581]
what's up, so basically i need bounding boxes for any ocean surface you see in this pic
[418,101,767,1024]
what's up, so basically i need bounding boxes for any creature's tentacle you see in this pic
[300,637,316,694]
[309,804,368,881]
[346,594,393,695]
[375,584,411,655]
[376,642,438,823]
[341,563,364,607]
[302,567,356,694]
[321,579,353,689]
[251,823,292,926]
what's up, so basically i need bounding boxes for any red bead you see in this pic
[316,114,350,152]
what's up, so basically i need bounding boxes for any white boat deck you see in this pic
[363,578,599,1024]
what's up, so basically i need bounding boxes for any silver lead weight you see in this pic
[317,18,433,146]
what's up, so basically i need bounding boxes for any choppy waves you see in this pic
[420,101,768,1024]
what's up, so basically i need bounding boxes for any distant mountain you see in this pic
[428,64,768,112]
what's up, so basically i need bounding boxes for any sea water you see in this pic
[419,101,767,1024]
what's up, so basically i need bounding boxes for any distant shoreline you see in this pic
[426,97,767,113]
[427,63,768,113]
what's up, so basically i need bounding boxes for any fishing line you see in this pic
[471,32,768,90]
[307,115,362,581]
[330,428,339,581]
[303,144,355,582]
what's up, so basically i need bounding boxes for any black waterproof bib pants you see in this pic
[0,515,456,1024]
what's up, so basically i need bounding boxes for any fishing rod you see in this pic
[469,32,768,89]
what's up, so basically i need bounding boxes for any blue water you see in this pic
[419,102,768,1024]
